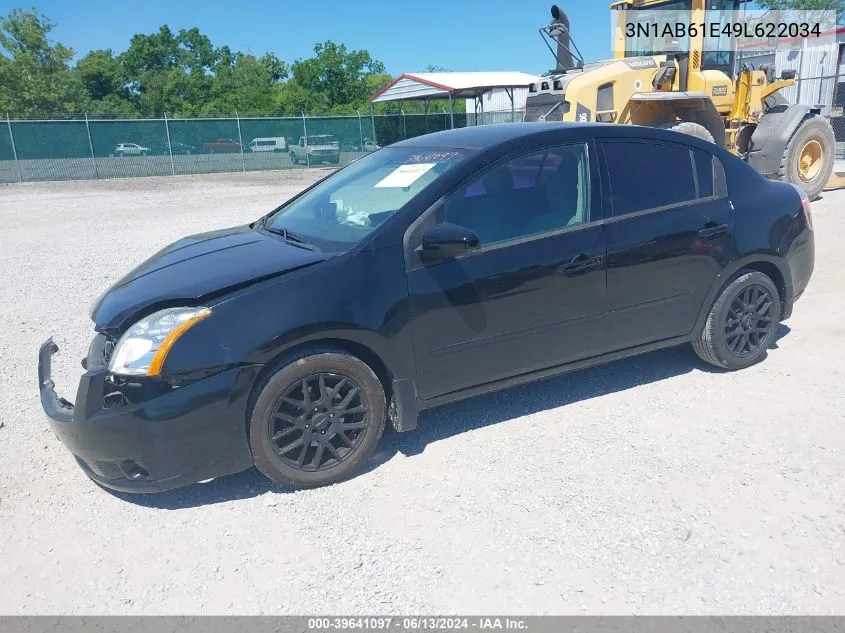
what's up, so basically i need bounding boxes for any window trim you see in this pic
[403,140,599,270]
[600,138,719,220]
[601,194,718,225]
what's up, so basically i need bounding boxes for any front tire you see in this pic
[777,114,835,201]
[248,350,387,487]
[693,271,781,370]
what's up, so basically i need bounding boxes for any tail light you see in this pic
[801,197,813,231]
[791,184,813,231]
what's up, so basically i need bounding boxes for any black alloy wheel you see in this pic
[723,285,775,358]
[269,372,369,472]
[249,350,386,487]
[693,270,781,370]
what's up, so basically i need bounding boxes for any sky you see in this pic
[0,0,615,75]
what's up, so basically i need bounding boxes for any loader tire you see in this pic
[777,114,834,201]
[660,121,716,144]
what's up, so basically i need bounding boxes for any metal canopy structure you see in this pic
[368,71,542,127]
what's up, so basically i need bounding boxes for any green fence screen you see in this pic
[0,111,520,184]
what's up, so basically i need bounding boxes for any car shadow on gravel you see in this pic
[110,324,790,509]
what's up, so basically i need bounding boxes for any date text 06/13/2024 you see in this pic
[625,21,822,39]
[306,618,529,631]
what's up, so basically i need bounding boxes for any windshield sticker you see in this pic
[375,163,437,188]
[407,151,459,163]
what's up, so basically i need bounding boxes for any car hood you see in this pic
[91,225,328,330]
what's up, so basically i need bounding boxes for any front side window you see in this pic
[603,140,701,216]
[265,147,469,251]
[441,143,591,247]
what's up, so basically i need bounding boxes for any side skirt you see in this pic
[417,334,693,412]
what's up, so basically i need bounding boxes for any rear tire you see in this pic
[660,121,716,144]
[693,270,781,370]
[777,114,835,201]
[248,350,387,488]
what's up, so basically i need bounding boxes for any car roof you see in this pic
[391,122,724,153]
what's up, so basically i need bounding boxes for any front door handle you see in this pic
[559,254,603,276]
[698,222,729,238]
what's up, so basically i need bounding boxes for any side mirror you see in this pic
[417,223,480,263]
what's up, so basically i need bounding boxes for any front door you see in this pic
[406,142,609,400]
[600,139,735,349]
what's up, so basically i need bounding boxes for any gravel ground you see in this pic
[1,172,844,615]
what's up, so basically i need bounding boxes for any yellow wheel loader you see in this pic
[524,0,837,199]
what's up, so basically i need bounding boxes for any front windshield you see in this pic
[264,146,470,251]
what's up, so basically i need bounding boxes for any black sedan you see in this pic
[39,122,815,492]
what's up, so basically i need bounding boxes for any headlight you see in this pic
[109,307,212,377]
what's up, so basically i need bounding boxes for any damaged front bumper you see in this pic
[38,338,75,423]
[38,337,260,493]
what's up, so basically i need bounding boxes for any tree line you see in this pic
[0,1,840,118]
[0,8,456,118]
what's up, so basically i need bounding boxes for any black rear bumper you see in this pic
[38,338,259,493]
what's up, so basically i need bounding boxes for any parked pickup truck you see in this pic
[202,138,244,154]
[289,135,340,165]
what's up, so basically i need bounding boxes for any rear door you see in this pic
[600,138,734,349]
[406,141,609,400]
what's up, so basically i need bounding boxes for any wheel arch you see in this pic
[246,331,419,434]
[693,255,794,337]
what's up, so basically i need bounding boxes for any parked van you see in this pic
[248,137,287,153]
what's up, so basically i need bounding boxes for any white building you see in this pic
[736,29,844,113]
[370,72,541,128]
[738,27,844,155]
[465,87,530,125]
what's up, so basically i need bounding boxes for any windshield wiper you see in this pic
[259,219,320,251]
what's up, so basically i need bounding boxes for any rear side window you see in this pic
[693,148,714,198]
[603,141,696,216]
[714,156,728,198]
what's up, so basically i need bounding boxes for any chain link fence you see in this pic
[0,111,485,184]
[2,103,840,184]
[832,77,844,163]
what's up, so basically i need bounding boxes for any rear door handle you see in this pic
[698,222,729,238]
[559,254,603,275]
